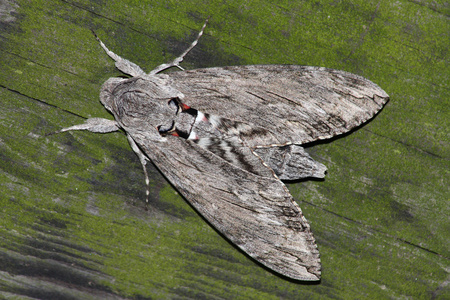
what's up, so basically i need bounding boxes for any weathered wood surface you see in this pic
[0,0,448,299]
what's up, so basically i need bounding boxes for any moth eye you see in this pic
[157,121,175,136]
[168,98,180,114]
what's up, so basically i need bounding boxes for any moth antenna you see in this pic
[91,29,146,77]
[150,18,209,75]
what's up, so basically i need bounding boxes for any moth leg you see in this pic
[92,31,146,77]
[126,134,151,206]
[149,19,208,75]
[49,118,120,135]
[253,145,327,180]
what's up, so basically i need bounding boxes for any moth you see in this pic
[57,21,388,281]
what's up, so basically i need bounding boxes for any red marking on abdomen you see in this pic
[181,103,191,111]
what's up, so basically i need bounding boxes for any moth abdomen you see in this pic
[193,137,271,177]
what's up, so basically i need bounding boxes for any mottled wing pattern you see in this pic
[167,65,389,147]
[127,132,321,281]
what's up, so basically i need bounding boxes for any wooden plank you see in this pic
[0,0,448,298]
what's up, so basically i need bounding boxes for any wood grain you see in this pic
[0,0,448,298]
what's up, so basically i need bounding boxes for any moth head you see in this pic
[99,76,186,141]
[99,77,125,112]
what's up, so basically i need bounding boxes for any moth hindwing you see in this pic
[58,21,388,281]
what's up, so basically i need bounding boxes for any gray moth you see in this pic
[57,21,389,281]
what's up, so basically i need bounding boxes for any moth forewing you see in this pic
[167,65,389,146]
[56,21,388,281]
[132,134,321,281]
